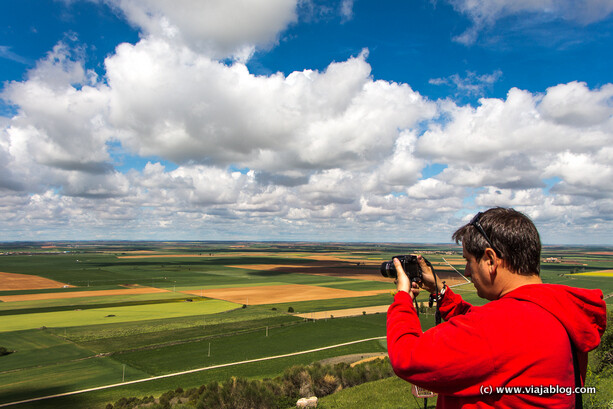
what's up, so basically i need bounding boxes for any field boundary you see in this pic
[0,336,386,408]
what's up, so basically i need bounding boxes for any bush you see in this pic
[0,347,12,356]
[113,358,395,409]
[288,306,294,313]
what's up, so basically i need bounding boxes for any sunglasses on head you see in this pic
[470,212,501,256]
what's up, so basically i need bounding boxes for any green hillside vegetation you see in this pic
[103,358,397,409]
[0,242,611,408]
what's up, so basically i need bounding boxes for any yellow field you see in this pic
[573,270,613,277]
[0,286,170,302]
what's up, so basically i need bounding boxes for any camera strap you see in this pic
[427,259,442,325]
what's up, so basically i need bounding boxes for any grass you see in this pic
[318,376,436,409]
[0,329,95,372]
[0,357,150,406]
[110,314,387,376]
[0,298,239,332]
[0,293,194,315]
[77,315,303,353]
[49,305,288,342]
[267,293,395,313]
[4,340,388,409]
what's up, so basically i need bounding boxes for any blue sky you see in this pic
[1,0,613,244]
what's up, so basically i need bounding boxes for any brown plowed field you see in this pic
[0,287,170,302]
[0,272,72,291]
[182,284,389,305]
[294,305,390,319]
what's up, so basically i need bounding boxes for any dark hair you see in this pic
[452,207,541,275]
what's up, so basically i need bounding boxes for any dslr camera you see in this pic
[380,255,423,283]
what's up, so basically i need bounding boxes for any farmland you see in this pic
[0,241,611,408]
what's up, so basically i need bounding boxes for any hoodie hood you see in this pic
[505,283,607,353]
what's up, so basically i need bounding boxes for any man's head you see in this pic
[452,207,541,276]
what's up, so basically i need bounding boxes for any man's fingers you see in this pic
[416,255,430,272]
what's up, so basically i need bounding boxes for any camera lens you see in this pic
[380,261,397,278]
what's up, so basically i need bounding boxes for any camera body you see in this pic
[380,255,423,283]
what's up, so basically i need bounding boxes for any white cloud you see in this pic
[3,36,613,242]
[429,70,503,97]
[105,0,298,59]
[101,43,435,175]
[2,1,613,243]
[449,0,613,44]
[407,178,464,200]
[539,81,613,127]
[340,0,354,23]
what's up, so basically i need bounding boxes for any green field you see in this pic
[0,298,239,332]
[0,241,611,408]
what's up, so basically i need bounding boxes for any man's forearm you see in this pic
[437,287,473,321]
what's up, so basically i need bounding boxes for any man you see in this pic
[387,207,607,408]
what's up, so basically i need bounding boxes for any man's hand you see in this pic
[416,255,444,294]
[394,258,420,301]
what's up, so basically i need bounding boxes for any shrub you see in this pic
[288,306,294,313]
[113,358,395,409]
[314,374,340,396]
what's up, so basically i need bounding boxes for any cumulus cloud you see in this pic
[1,0,613,243]
[101,43,435,175]
[103,0,298,60]
[539,81,613,127]
[3,33,613,241]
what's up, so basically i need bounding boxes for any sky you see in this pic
[1,0,613,245]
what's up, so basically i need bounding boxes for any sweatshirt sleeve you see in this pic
[386,290,496,395]
[438,287,473,321]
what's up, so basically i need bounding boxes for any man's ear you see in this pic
[483,248,498,274]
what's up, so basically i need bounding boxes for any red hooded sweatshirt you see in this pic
[387,284,607,408]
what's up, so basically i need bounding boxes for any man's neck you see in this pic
[498,271,543,298]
